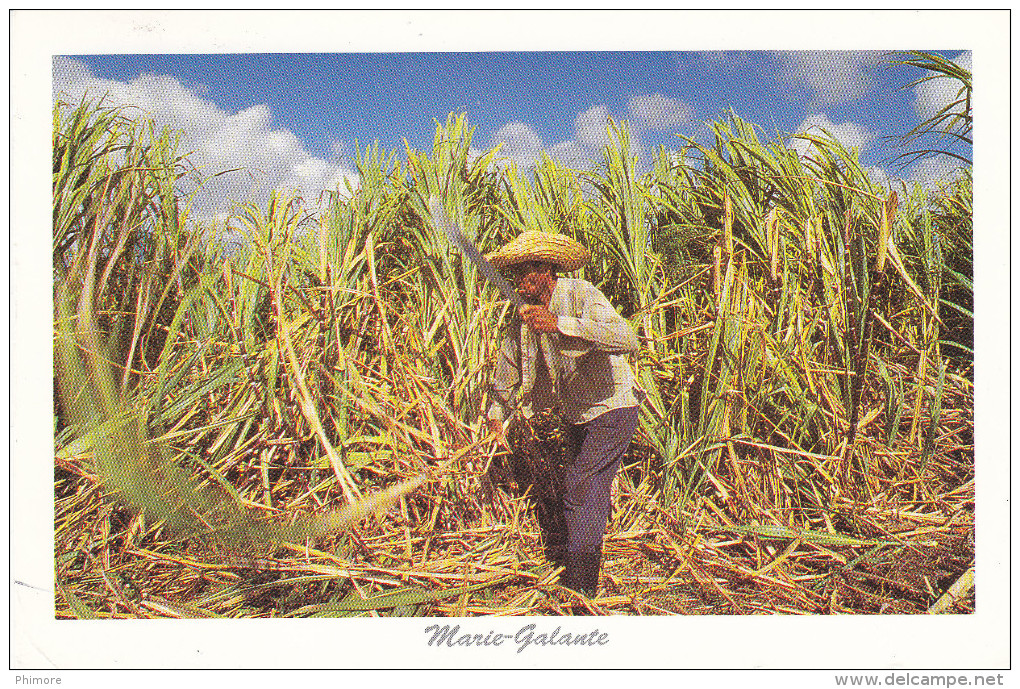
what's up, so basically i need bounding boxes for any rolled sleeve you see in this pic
[555,288,639,355]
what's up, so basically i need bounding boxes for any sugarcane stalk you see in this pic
[928,566,974,614]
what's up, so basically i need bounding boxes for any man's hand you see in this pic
[519,305,559,333]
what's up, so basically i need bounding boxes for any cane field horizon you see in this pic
[49,47,979,628]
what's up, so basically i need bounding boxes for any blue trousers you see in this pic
[562,406,640,555]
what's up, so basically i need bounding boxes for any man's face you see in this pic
[508,261,556,304]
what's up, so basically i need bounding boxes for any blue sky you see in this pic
[53,49,972,221]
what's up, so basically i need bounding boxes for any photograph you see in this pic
[12,9,1009,675]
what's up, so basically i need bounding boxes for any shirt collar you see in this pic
[548,276,570,315]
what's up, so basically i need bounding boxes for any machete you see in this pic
[428,196,524,308]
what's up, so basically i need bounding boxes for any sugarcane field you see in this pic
[52,51,975,620]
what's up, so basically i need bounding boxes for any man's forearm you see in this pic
[557,314,639,354]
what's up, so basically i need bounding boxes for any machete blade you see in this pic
[428,196,523,307]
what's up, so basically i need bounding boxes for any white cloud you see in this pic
[914,50,972,121]
[51,56,358,222]
[627,93,690,131]
[865,165,896,191]
[488,107,617,173]
[776,50,884,105]
[488,99,664,175]
[545,140,596,170]
[574,104,614,151]
[790,113,874,157]
[489,121,545,168]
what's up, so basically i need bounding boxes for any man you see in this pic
[485,230,642,598]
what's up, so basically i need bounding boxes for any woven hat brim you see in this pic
[487,232,590,272]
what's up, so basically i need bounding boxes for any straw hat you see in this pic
[487,231,591,272]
